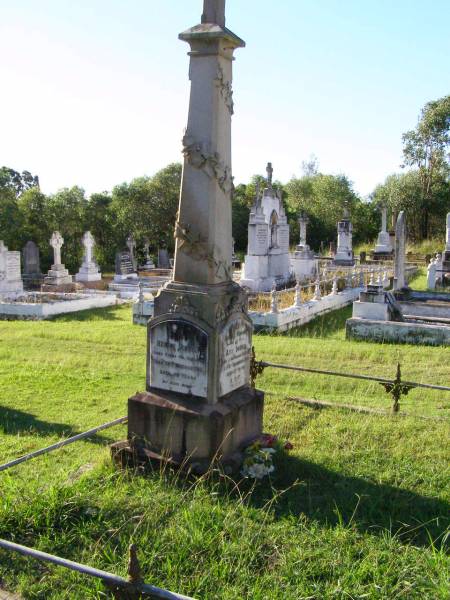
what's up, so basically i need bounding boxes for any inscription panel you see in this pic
[219,316,252,397]
[278,226,290,252]
[6,253,21,280]
[255,224,268,254]
[149,320,208,398]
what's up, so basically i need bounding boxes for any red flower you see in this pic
[284,441,294,451]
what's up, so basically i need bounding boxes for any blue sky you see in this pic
[1,0,449,198]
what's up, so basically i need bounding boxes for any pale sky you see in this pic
[1,0,449,198]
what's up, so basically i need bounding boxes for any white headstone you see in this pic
[44,231,72,285]
[427,258,437,290]
[334,204,354,266]
[373,205,393,255]
[75,231,102,282]
[240,164,291,291]
[0,241,23,295]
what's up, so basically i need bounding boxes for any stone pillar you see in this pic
[446,213,450,251]
[124,0,263,474]
[75,231,102,282]
[298,213,308,248]
[393,211,407,291]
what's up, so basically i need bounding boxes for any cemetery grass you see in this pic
[0,306,449,599]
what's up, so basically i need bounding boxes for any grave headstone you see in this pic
[334,203,355,266]
[157,248,171,269]
[22,241,42,281]
[0,241,24,294]
[442,213,450,279]
[141,240,155,270]
[373,204,393,258]
[114,249,138,282]
[290,211,317,281]
[240,163,291,291]
[44,231,72,285]
[126,235,137,271]
[75,231,102,282]
[123,0,263,474]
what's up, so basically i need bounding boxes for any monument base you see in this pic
[115,386,264,474]
[75,263,102,282]
[44,264,72,285]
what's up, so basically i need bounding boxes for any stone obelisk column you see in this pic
[393,211,407,291]
[124,0,264,473]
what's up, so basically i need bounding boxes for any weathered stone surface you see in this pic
[128,386,264,471]
[22,241,41,277]
[393,211,407,291]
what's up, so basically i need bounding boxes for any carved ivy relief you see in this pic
[215,65,234,115]
[182,133,233,195]
[174,221,232,280]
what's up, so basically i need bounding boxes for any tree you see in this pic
[0,167,39,197]
[402,95,450,238]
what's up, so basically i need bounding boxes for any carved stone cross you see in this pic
[202,0,225,27]
[50,231,64,266]
[82,231,95,263]
[266,162,273,188]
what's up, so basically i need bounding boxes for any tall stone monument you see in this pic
[290,211,317,281]
[75,231,102,282]
[240,163,291,291]
[442,212,450,279]
[333,203,355,266]
[393,211,408,291]
[0,241,23,294]
[122,0,264,473]
[22,241,43,285]
[44,232,73,285]
[373,204,393,258]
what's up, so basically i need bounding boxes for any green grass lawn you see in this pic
[0,305,449,599]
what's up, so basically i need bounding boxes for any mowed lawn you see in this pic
[0,304,449,599]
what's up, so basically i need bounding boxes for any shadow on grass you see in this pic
[49,305,127,323]
[246,452,449,549]
[0,406,118,446]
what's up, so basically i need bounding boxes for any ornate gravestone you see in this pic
[75,231,102,282]
[334,203,355,266]
[117,0,263,474]
[0,241,24,294]
[22,241,43,285]
[114,249,138,282]
[240,163,291,291]
[44,232,72,285]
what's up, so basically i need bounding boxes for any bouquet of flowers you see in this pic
[241,434,293,480]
